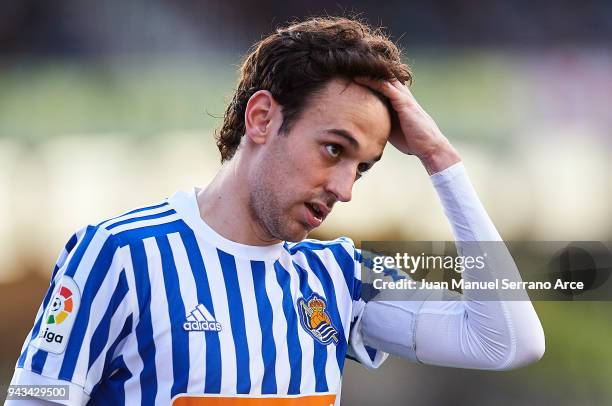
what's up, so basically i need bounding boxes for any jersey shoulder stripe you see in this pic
[96,201,170,228]
[286,236,354,252]
[287,238,359,301]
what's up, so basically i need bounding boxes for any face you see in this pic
[248,78,392,242]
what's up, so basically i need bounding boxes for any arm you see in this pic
[8,226,134,404]
[351,77,544,370]
[358,162,545,370]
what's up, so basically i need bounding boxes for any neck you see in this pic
[197,156,280,246]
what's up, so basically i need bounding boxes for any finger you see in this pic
[388,79,416,100]
[353,76,390,93]
[388,78,405,89]
[353,76,403,101]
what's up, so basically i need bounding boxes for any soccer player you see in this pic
[7,17,544,405]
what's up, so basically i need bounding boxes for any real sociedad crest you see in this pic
[297,293,338,346]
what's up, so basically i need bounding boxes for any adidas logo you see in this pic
[183,304,222,332]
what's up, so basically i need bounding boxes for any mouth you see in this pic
[304,201,330,228]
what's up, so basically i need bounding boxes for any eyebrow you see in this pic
[327,128,383,162]
[327,128,360,149]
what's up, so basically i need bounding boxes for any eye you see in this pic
[325,144,342,158]
[357,162,372,177]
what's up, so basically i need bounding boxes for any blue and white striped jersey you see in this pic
[12,188,386,405]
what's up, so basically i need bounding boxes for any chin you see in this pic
[278,229,308,243]
[273,222,310,243]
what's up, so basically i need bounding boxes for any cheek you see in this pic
[293,145,328,180]
[283,147,311,176]
[266,136,326,193]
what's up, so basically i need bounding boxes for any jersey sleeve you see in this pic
[346,245,389,369]
[10,225,135,405]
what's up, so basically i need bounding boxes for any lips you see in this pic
[304,201,331,228]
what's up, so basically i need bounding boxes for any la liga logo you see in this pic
[39,284,75,345]
[47,285,74,324]
[37,277,80,353]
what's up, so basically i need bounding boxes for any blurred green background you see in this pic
[1,1,611,404]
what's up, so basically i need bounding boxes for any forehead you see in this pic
[301,78,392,149]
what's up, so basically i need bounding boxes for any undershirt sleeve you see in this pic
[358,162,545,370]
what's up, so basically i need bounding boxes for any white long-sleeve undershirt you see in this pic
[357,162,545,371]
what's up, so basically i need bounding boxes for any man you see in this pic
[8,16,544,405]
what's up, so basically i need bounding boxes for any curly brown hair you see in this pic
[215,16,412,162]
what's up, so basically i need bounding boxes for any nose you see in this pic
[325,166,355,203]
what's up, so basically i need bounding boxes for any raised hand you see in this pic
[354,77,461,175]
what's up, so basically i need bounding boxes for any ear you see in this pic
[244,90,278,145]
